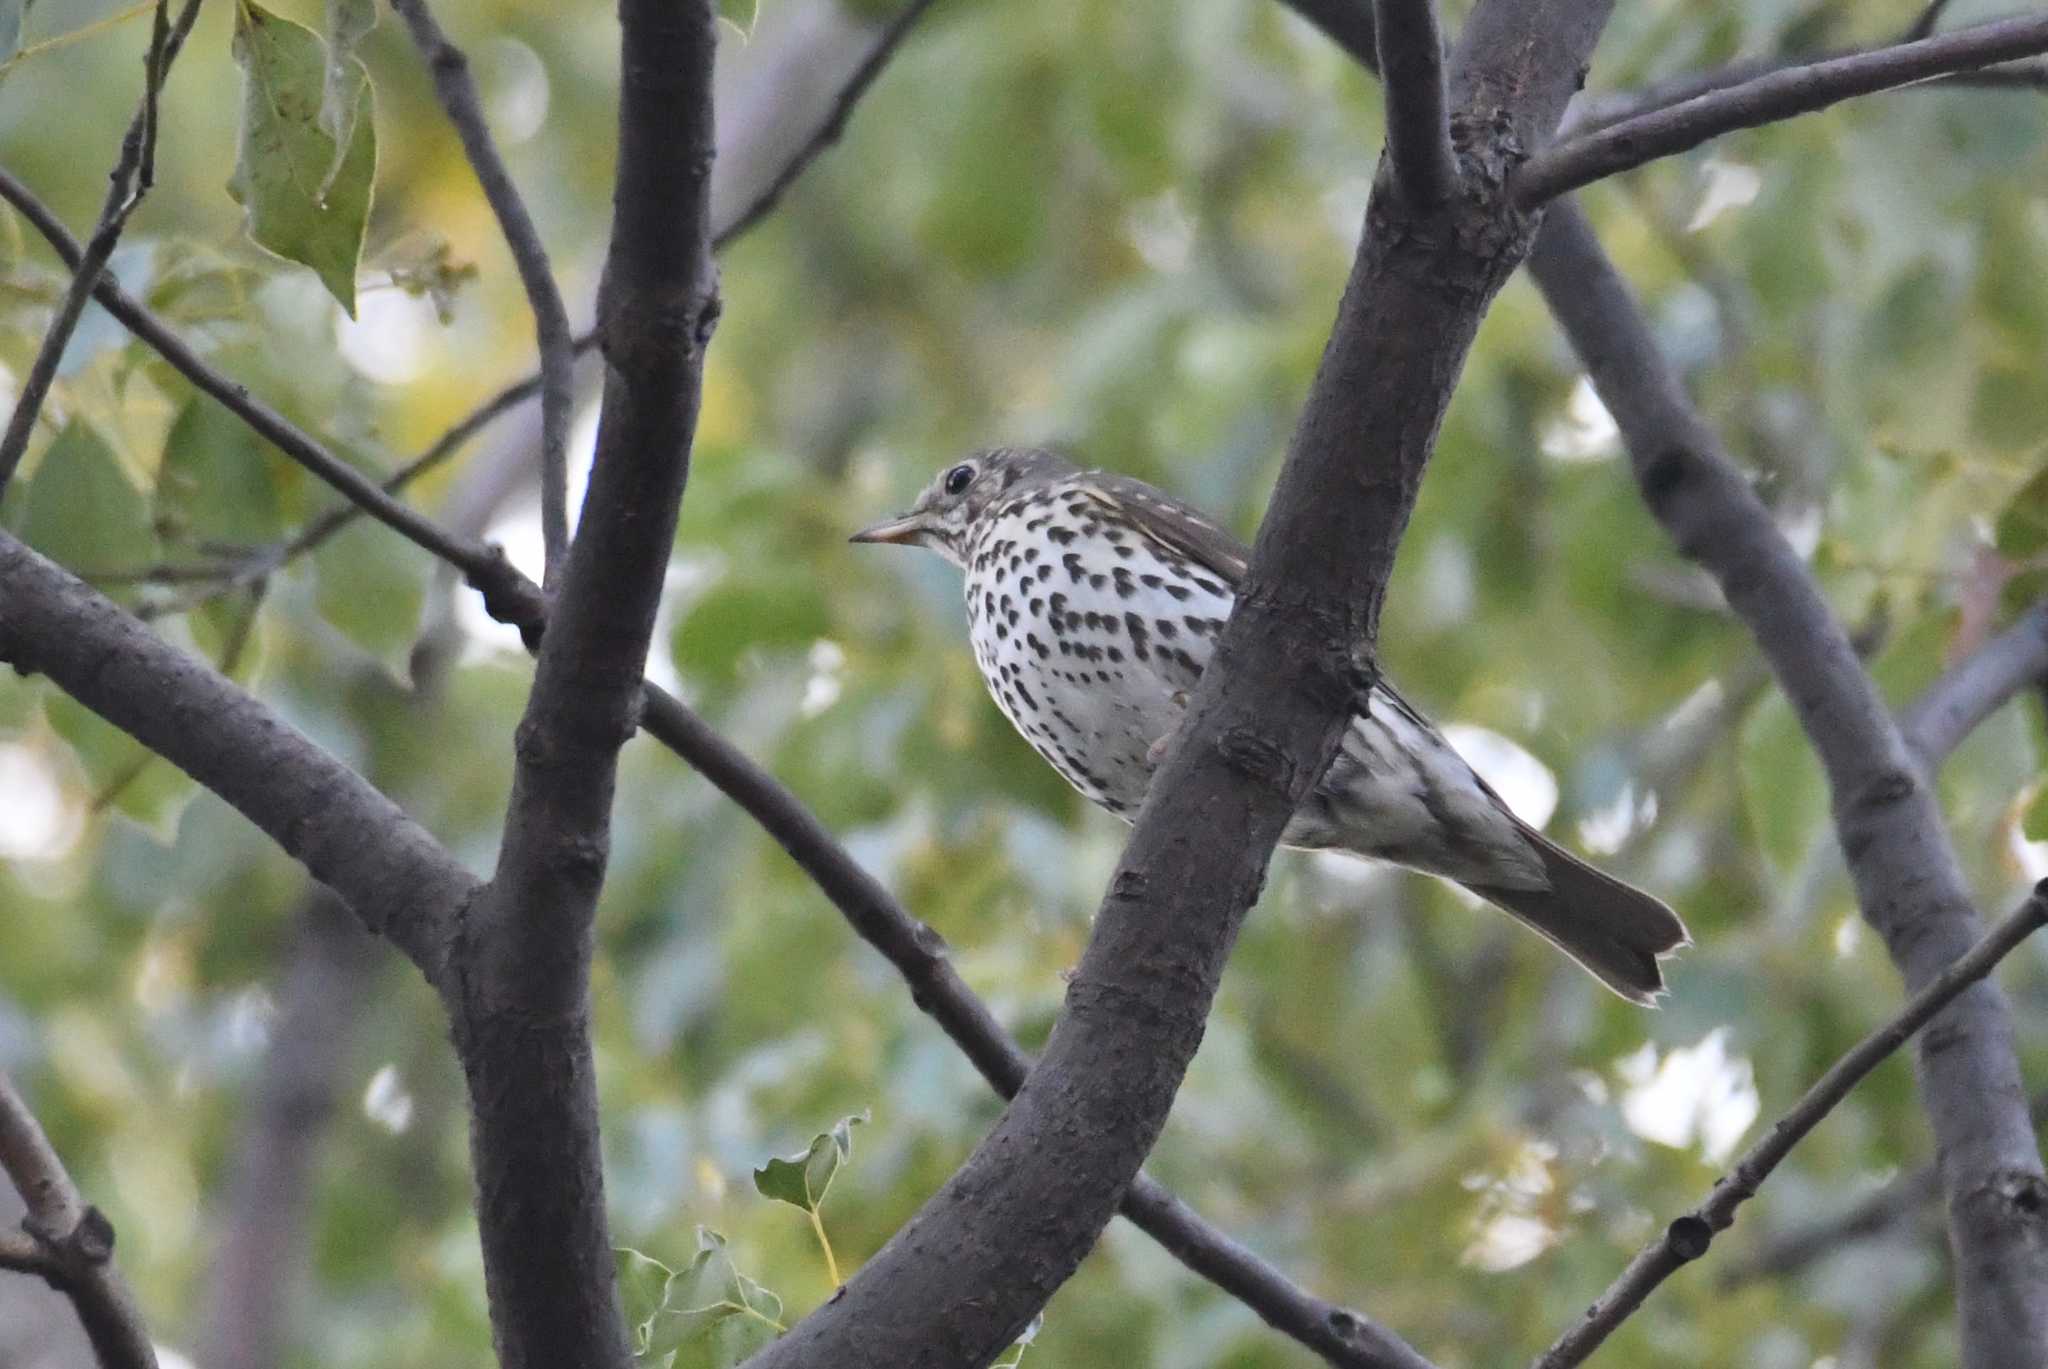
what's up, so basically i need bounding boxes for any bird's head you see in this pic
[850,447,1073,568]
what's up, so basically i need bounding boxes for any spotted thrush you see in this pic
[854,447,1688,1002]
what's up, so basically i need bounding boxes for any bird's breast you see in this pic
[962,496,1234,815]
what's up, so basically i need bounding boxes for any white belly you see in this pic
[963,493,1233,815]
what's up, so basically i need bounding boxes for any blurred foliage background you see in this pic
[1,0,2046,1365]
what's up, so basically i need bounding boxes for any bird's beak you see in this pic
[849,511,930,546]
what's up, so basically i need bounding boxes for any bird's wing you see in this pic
[1073,472,1251,587]
[1075,472,1469,763]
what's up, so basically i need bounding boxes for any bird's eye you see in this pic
[943,463,975,496]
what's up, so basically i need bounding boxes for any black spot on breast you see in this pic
[1164,583,1190,602]
[1089,573,1107,590]
[1047,525,1077,546]
[1140,573,1162,589]
[1155,618,1177,639]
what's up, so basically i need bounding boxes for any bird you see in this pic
[852,446,1688,1003]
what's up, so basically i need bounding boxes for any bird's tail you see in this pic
[1461,827,1689,1005]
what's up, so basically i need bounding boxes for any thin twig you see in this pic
[1513,12,2048,206]
[0,0,200,495]
[0,166,531,610]
[635,688,1431,1369]
[1533,889,2048,1369]
[1371,0,1455,206]
[0,1072,160,1369]
[1905,0,1957,43]
[11,0,941,606]
[709,0,942,248]
[389,0,576,586]
[1717,1091,2048,1289]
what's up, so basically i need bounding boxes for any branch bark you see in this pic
[1370,0,1454,206]
[390,0,578,584]
[0,532,476,983]
[1514,12,2048,205]
[1901,600,2048,769]
[1535,888,2048,1368]
[744,3,1616,1363]
[638,691,1434,1369]
[443,2,718,1365]
[0,1072,159,1369]
[1527,197,2048,1367]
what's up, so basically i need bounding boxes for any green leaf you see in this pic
[313,515,428,678]
[751,1111,867,1213]
[1995,465,2048,559]
[20,420,156,578]
[320,0,375,160]
[615,1246,677,1356]
[42,689,199,844]
[228,0,377,316]
[642,1229,782,1369]
[156,396,285,548]
[2024,785,2048,843]
[1737,689,1828,877]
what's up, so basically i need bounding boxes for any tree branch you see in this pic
[744,3,1616,1363]
[0,0,199,495]
[0,165,530,614]
[1901,600,2048,769]
[1371,0,1455,206]
[0,531,476,982]
[389,0,577,584]
[0,152,1401,1369]
[1527,197,2048,1366]
[0,1071,159,1369]
[637,690,1434,1369]
[444,2,718,1366]
[1534,889,2048,1368]
[712,0,941,247]
[1514,12,2048,206]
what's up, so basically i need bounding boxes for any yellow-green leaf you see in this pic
[228,0,377,316]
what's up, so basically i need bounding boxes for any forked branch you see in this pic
[1514,12,2048,205]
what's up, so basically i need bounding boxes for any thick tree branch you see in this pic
[389,0,577,584]
[745,4,1615,1364]
[1901,601,2048,768]
[0,532,476,982]
[0,1072,159,1369]
[445,4,717,1367]
[1514,12,2048,206]
[638,691,1433,1369]
[1528,198,2048,1366]
[0,0,198,495]
[1534,889,2048,1369]
[1371,0,1455,206]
